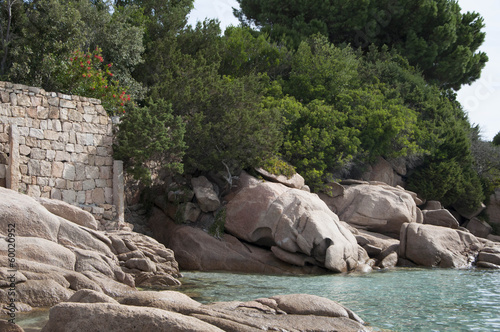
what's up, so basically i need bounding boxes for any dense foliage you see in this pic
[235,0,488,90]
[0,0,498,210]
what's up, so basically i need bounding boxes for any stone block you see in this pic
[63,164,76,180]
[49,106,60,119]
[60,108,68,121]
[92,205,105,214]
[68,109,83,121]
[9,92,17,106]
[60,99,76,109]
[62,190,77,203]
[83,114,94,123]
[95,179,107,188]
[75,163,86,181]
[11,106,25,117]
[37,106,49,119]
[40,160,52,177]
[77,191,86,204]
[86,166,100,179]
[37,177,49,186]
[28,159,41,176]
[76,133,94,146]
[66,180,74,190]
[50,188,62,200]
[29,128,44,139]
[0,91,10,103]
[18,127,29,137]
[104,156,113,166]
[30,148,46,160]
[27,185,41,198]
[73,181,83,191]
[44,130,60,141]
[40,120,48,130]
[55,150,71,162]
[95,156,108,166]
[0,104,11,116]
[83,179,96,190]
[92,188,106,205]
[27,106,37,118]
[66,143,75,153]
[100,166,112,179]
[40,140,51,150]
[52,119,62,131]
[83,106,96,114]
[87,146,97,155]
[48,97,59,106]
[19,145,31,156]
[55,178,66,189]
[0,132,9,143]
[17,94,31,106]
[72,153,88,164]
[51,141,65,151]
[46,150,56,161]
[62,122,73,132]
[85,190,93,204]
[104,187,113,204]
[96,146,109,156]
[31,96,42,107]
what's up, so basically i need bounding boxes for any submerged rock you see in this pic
[41,291,371,332]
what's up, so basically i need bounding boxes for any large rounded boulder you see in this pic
[225,173,359,273]
[322,182,421,238]
[399,223,482,268]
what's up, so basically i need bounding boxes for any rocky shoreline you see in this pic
[1,166,500,331]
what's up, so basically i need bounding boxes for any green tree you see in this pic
[4,0,145,97]
[283,35,359,104]
[113,99,186,185]
[278,97,360,187]
[236,0,488,89]
[219,26,291,79]
[493,131,500,146]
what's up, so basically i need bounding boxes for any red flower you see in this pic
[107,63,112,67]
[87,60,91,64]
[82,74,86,77]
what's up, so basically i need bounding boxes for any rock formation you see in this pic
[41,290,371,332]
[0,187,180,309]
[225,172,359,273]
[321,181,421,238]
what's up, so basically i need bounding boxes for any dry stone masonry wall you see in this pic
[0,81,124,223]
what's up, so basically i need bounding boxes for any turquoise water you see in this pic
[178,268,500,332]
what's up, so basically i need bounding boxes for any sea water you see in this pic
[16,268,500,331]
[178,268,500,332]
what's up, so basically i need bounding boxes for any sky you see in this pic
[187,0,500,141]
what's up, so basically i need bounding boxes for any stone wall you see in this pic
[0,81,123,223]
